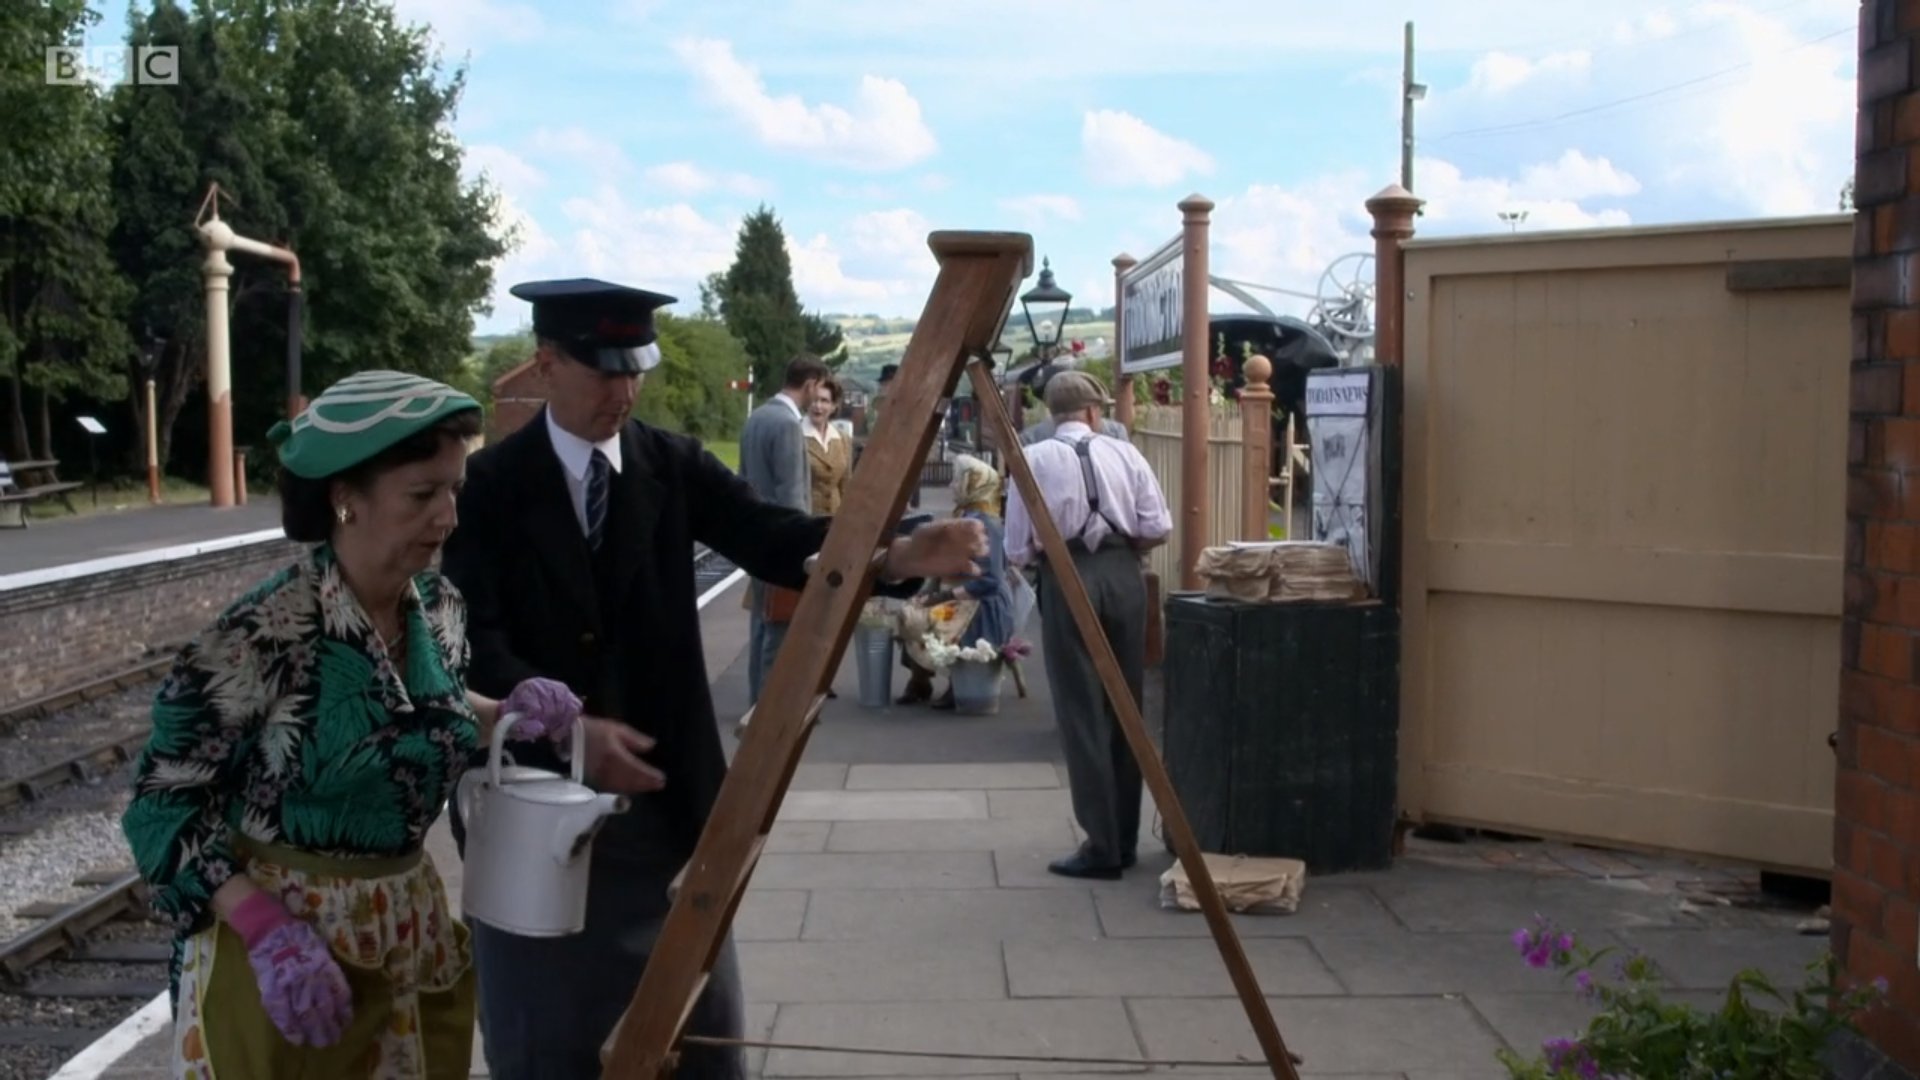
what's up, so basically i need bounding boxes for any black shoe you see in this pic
[1047,851,1123,880]
[1121,851,1137,869]
[929,689,956,711]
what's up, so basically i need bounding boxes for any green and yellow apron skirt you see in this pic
[169,837,474,1079]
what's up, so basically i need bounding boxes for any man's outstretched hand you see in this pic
[578,716,667,794]
[883,518,987,581]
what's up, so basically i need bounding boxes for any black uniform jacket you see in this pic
[440,410,902,864]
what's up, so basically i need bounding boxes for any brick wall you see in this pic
[0,537,306,711]
[1840,3,1920,1075]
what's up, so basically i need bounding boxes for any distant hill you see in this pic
[825,308,1117,383]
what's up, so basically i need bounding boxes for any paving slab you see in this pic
[846,763,1062,790]
[779,790,989,821]
[1606,926,1831,990]
[762,1000,1142,1076]
[765,821,833,853]
[736,889,811,941]
[986,788,1075,819]
[1005,937,1343,998]
[1459,990,1598,1059]
[739,940,1008,1003]
[1094,882,1403,938]
[752,851,998,890]
[1310,931,1571,995]
[993,850,1161,890]
[825,817,1077,853]
[787,762,851,791]
[1364,862,1692,933]
[1127,996,1509,1075]
[800,887,1101,942]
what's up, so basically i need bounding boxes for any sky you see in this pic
[94,0,1864,335]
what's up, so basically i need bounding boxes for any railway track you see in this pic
[0,546,739,803]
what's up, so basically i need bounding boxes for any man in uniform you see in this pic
[440,278,985,1078]
[1003,371,1171,880]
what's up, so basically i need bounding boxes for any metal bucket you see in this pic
[949,660,1002,715]
[854,624,895,708]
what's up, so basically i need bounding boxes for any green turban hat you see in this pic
[268,370,481,479]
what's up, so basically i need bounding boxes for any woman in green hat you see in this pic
[121,370,583,1079]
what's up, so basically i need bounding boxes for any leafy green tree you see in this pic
[636,313,749,440]
[715,206,806,397]
[106,0,508,479]
[803,311,846,369]
[1,0,133,462]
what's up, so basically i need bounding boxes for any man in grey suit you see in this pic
[740,353,830,708]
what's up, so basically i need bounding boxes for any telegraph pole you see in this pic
[1401,21,1419,192]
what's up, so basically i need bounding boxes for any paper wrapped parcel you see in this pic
[1159,852,1307,915]
[1193,541,1366,603]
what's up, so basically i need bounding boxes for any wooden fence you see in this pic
[1131,401,1247,584]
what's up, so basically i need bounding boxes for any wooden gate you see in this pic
[1398,216,1851,874]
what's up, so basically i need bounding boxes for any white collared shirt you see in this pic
[1004,420,1172,565]
[545,408,623,537]
[773,392,804,423]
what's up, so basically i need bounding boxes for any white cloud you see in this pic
[642,161,771,197]
[1660,4,1855,215]
[997,194,1083,225]
[780,209,946,314]
[1466,49,1592,95]
[390,0,543,56]
[528,128,634,180]
[462,144,546,194]
[1082,109,1215,188]
[1200,149,1640,322]
[670,37,938,170]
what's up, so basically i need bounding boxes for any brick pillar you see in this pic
[1840,4,1920,1076]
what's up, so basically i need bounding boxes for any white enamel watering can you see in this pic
[456,715,628,937]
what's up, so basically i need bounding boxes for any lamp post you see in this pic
[138,329,166,504]
[1498,210,1529,233]
[1020,257,1072,362]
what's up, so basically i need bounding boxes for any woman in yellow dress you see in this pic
[122,371,585,1079]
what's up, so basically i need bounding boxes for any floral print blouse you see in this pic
[121,543,479,937]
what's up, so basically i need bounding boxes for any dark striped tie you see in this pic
[585,450,611,551]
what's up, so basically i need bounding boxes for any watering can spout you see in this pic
[551,793,629,866]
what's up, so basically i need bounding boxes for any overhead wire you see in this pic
[1425,22,1854,143]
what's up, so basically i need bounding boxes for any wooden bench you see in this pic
[0,459,84,528]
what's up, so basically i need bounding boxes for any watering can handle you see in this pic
[489,710,590,786]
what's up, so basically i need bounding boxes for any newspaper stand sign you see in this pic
[1119,235,1184,375]
[1304,369,1377,591]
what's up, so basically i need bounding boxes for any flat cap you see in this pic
[1044,370,1114,417]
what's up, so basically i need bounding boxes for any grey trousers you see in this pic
[1038,544,1148,866]
[746,584,788,706]
[470,848,747,1079]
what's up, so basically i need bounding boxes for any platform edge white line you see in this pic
[47,990,170,1079]
[695,567,746,610]
[0,527,288,593]
[51,557,741,1078]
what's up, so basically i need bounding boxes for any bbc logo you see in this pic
[45,46,179,86]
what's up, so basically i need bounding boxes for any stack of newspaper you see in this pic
[1194,541,1365,603]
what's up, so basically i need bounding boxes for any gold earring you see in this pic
[335,505,351,525]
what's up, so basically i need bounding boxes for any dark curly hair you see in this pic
[278,409,485,543]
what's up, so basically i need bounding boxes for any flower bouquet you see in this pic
[920,635,1004,714]
[999,637,1032,698]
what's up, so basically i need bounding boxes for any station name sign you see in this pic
[1119,236,1183,375]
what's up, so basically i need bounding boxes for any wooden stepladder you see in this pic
[599,231,1303,1080]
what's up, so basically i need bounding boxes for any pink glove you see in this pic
[228,891,353,1047]
[502,677,583,742]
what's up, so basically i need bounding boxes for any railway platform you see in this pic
[0,501,283,580]
[47,560,1834,1080]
